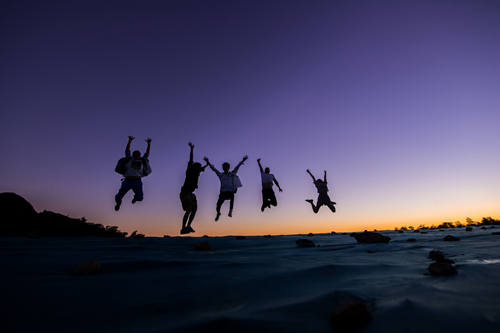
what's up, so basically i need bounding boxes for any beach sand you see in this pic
[2,228,500,332]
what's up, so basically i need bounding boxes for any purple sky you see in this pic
[1,0,500,236]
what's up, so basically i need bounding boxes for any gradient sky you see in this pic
[1,0,499,236]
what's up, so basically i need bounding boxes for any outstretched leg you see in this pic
[327,203,336,213]
[305,199,320,213]
[130,180,144,203]
[228,193,234,217]
[115,180,132,210]
[269,190,277,207]
[215,194,224,221]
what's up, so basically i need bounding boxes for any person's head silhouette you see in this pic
[222,162,230,172]
[132,150,141,160]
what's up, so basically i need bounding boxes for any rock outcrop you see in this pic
[351,231,391,244]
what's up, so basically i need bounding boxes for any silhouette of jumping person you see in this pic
[305,169,336,213]
[204,155,248,221]
[179,142,208,235]
[257,158,283,212]
[114,136,152,211]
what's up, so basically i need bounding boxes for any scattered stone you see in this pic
[331,231,336,235]
[439,229,444,232]
[163,235,170,238]
[481,226,487,230]
[407,238,417,242]
[296,239,315,248]
[307,233,314,237]
[72,260,102,276]
[428,262,457,276]
[366,250,375,253]
[443,235,459,241]
[428,250,454,263]
[194,241,211,251]
[202,235,209,238]
[465,227,473,232]
[352,232,391,244]
[420,231,428,234]
[398,230,404,233]
[264,235,272,238]
[492,232,500,235]
[235,236,246,240]
[413,230,420,233]
[331,301,372,332]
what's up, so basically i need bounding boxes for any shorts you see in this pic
[180,191,197,211]
[317,193,333,206]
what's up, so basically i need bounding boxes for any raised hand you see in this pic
[257,158,261,162]
[243,155,248,161]
[188,142,194,148]
[128,136,135,141]
[146,138,152,144]
[203,156,209,163]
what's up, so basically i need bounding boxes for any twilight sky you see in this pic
[1,0,499,236]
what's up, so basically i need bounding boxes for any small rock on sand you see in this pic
[72,260,102,276]
[443,235,459,241]
[465,227,473,231]
[235,236,246,240]
[428,262,457,276]
[307,233,314,237]
[352,232,391,244]
[194,241,211,251]
[407,238,417,242]
[296,239,315,248]
[428,250,454,263]
[331,301,371,331]
[492,232,500,235]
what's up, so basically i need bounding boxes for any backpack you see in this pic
[232,174,242,193]
[142,158,152,177]
[114,157,131,175]
[114,157,152,177]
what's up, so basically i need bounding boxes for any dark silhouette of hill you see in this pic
[0,192,128,237]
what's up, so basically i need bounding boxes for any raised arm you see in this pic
[144,138,152,158]
[306,169,316,182]
[232,155,248,173]
[204,157,220,176]
[188,142,194,163]
[324,170,327,182]
[273,178,283,192]
[257,158,264,173]
[125,136,134,157]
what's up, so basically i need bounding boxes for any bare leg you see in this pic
[327,203,336,213]
[306,199,320,213]
[182,211,190,229]
[187,209,196,227]
[228,194,234,217]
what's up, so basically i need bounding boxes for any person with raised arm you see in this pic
[204,155,248,221]
[257,158,283,212]
[114,136,152,211]
[305,169,336,213]
[179,142,208,234]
